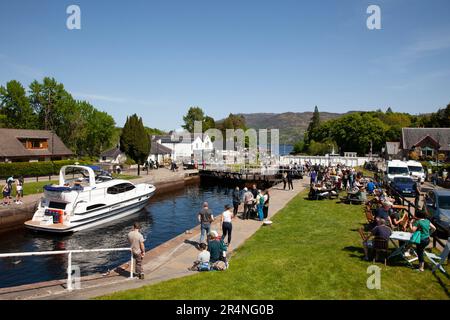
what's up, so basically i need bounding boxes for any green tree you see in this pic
[28,77,81,151]
[305,106,320,143]
[145,127,165,137]
[308,139,337,156]
[0,80,37,128]
[315,113,387,155]
[120,114,150,175]
[182,106,205,132]
[203,116,216,132]
[429,103,450,127]
[76,101,116,156]
[220,113,246,131]
[292,140,306,154]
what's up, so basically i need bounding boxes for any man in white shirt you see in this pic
[243,188,254,220]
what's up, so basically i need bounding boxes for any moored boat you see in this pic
[24,165,156,233]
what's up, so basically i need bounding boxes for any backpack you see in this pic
[212,260,227,271]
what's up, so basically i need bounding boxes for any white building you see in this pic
[99,147,127,164]
[152,132,214,162]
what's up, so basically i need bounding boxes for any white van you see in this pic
[384,160,410,184]
[406,160,425,183]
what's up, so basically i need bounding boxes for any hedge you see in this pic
[421,161,450,173]
[0,160,92,179]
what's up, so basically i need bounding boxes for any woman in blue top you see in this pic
[256,190,265,221]
[409,210,436,272]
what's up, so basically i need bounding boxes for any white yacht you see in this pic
[25,165,156,233]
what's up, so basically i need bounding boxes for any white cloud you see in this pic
[0,54,44,79]
[73,92,169,107]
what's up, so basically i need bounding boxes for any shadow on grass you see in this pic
[342,246,413,268]
[432,271,450,299]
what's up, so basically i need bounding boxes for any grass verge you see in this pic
[99,191,449,300]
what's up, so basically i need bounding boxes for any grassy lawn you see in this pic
[111,174,139,180]
[99,190,449,300]
[356,166,375,178]
[4,174,139,197]
[22,180,58,196]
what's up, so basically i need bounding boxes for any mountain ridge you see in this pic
[230,111,358,144]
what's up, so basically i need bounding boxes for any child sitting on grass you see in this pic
[189,243,210,271]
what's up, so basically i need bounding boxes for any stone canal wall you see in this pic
[0,169,199,233]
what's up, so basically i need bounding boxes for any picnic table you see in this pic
[388,231,418,267]
[341,191,364,204]
[388,231,446,271]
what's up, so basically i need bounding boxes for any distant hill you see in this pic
[232,111,355,144]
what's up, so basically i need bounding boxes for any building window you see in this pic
[107,183,136,194]
[19,138,48,150]
[421,147,434,157]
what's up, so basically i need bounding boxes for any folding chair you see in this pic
[365,209,375,224]
[426,251,447,274]
[358,227,369,241]
[430,239,449,274]
[373,237,389,266]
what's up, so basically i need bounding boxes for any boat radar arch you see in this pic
[59,165,97,188]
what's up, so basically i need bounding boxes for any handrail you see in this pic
[385,183,418,217]
[0,248,134,291]
[385,183,448,251]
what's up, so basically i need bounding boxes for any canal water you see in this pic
[0,183,233,289]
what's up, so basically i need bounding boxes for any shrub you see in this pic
[408,151,420,161]
[0,160,92,179]
[124,157,136,165]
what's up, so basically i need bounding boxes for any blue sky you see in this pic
[1,0,450,130]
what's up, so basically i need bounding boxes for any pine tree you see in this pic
[305,106,320,143]
[120,114,150,175]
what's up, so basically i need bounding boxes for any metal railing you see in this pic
[0,247,134,291]
[385,183,448,250]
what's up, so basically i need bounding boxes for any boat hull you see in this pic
[25,190,155,233]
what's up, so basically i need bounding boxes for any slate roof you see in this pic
[150,140,172,154]
[402,128,450,151]
[100,147,122,158]
[0,128,73,158]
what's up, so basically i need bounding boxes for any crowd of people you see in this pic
[302,162,436,271]
[362,195,436,271]
[187,184,274,272]
[307,164,379,201]
[127,180,282,277]
[1,176,24,206]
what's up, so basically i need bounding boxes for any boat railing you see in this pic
[0,248,134,291]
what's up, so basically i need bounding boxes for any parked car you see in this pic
[424,189,450,238]
[390,176,416,197]
[406,160,425,183]
[384,160,410,185]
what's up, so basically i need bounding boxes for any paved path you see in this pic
[0,178,309,300]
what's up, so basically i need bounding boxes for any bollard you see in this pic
[67,251,72,291]
[130,252,134,279]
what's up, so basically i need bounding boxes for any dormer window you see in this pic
[19,138,48,150]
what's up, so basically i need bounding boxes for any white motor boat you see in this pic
[25,165,156,233]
